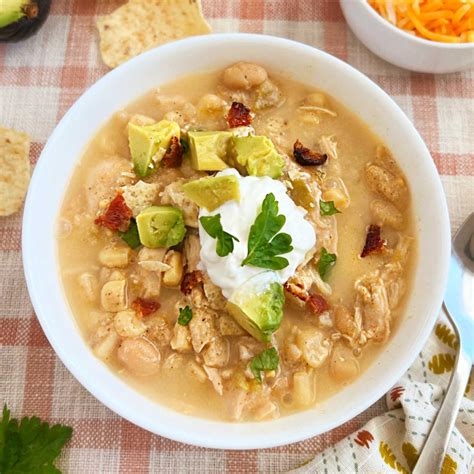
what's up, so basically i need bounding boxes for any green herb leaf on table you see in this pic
[199,214,239,257]
[242,193,293,270]
[0,405,72,474]
[179,138,189,155]
[318,247,337,281]
[249,347,280,383]
[178,306,193,326]
[118,218,141,249]
[319,200,341,216]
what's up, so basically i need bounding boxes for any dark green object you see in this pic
[242,193,293,270]
[199,214,239,257]
[249,347,279,382]
[318,247,337,281]
[0,405,72,473]
[118,219,141,249]
[0,1,51,42]
[319,200,341,216]
[177,306,193,326]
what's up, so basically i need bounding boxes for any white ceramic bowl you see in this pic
[340,0,474,73]
[22,33,450,449]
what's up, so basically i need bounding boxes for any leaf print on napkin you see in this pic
[428,353,455,374]
[441,454,458,474]
[379,441,409,474]
[402,442,419,471]
[390,386,405,402]
[435,323,459,350]
[354,430,374,448]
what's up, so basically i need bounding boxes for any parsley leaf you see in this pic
[118,218,141,249]
[200,214,239,257]
[319,200,341,216]
[318,247,337,281]
[249,347,279,383]
[242,193,293,270]
[0,405,72,473]
[177,306,193,326]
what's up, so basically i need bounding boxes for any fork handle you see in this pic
[412,346,471,473]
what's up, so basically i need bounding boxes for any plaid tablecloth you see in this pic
[0,1,473,472]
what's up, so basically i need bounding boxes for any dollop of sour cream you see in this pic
[199,169,316,299]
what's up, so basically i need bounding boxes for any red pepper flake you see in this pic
[293,139,327,166]
[94,193,132,232]
[306,293,330,315]
[161,136,183,168]
[180,270,203,295]
[284,281,308,302]
[361,224,386,257]
[132,297,161,317]
[226,101,253,128]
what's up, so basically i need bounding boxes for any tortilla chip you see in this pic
[0,126,31,217]
[97,0,212,68]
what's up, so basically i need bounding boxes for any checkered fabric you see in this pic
[0,1,473,472]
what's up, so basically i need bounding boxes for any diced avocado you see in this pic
[136,206,186,248]
[128,120,180,177]
[182,175,240,211]
[187,130,231,171]
[232,135,285,179]
[226,272,284,342]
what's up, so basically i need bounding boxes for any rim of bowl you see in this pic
[22,33,451,449]
[358,0,474,49]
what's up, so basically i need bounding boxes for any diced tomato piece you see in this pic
[361,224,386,257]
[161,136,183,168]
[306,293,330,315]
[94,194,132,232]
[226,101,253,128]
[132,297,160,317]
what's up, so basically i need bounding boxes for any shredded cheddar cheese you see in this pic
[368,0,474,43]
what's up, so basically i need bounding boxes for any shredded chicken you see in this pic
[160,180,198,227]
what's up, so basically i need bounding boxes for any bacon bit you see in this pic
[354,430,374,449]
[284,281,308,302]
[180,270,203,295]
[293,139,328,166]
[132,297,161,317]
[361,224,386,257]
[306,293,330,315]
[161,136,183,168]
[390,386,405,403]
[226,101,253,128]
[94,194,132,232]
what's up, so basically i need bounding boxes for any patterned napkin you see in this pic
[292,313,474,473]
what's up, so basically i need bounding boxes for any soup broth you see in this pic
[58,64,416,421]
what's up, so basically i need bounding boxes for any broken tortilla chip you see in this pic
[97,0,212,69]
[0,126,31,217]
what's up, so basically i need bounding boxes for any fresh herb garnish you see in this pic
[200,214,239,257]
[319,200,341,216]
[118,218,141,249]
[177,306,193,326]
[318,247,337,281]
[0,405,72,473]
[241,193,293,270]
[179,138,189,155]
[249,347,279,383]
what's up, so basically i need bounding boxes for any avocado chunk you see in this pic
[226,272,284,342]
[187,130,231,171]
[136,206,186,248]
[128,120,180,177]
[182,175,240,211]
[232,135,285,179]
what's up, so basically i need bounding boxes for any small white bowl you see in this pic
[22,33,450,449]
[340,0,474,73]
